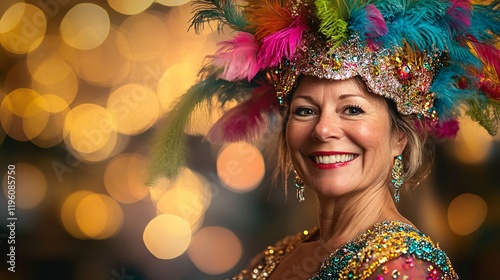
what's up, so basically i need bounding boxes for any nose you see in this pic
[311,111,343,142]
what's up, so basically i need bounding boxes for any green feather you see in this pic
[315,0,350,45]
[190,0,248,34]
[466,98,500,136]
[145,81,208,186]
[145,72,259,185]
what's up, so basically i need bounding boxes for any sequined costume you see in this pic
[231,220,457,280]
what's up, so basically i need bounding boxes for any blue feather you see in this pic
[431,63,475,120]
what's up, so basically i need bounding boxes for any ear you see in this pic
[392,129,408,157]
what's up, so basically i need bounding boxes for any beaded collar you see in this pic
[231,220,457,280]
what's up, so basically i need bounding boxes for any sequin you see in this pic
[231,221,458,280]
[273,34,443,123]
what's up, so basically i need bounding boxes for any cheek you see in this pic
[286,122,306,154]
[353,122,392,150]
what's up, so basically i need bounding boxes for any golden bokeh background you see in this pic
[0,1,499,279]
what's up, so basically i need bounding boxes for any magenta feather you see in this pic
[446,0,472,33]
[364,4,387,37]
[212,32,261,82]
[434,119,460,138]
[257,16,308,68]
[206,84,278,143]
[479,75,500,100]
[468,37,500,78]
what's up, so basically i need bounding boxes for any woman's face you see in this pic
[286,76,405,198]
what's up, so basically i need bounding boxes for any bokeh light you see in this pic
[61,26,130,87]
[60,190,94,239]
[188,226,242,275]
[29,106,67,148]
[0,3,46,54]
[104,153,150,204]
[107,84,159,135]
[451,116,493,164]
[63,103,117,157]
[143,214,192,259]
[2,162,47,209]
[60,3,110,50]
[116,11,168,62]
[0,1,25,33]
[157,0,193,7]
[448,193,488,236]
[216,142,265,192]
[156,168,211,230]
[108,0,154,15]
[75,193,124,239]
[157,63,198,112]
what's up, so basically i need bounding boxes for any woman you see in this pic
[147,0,500,279]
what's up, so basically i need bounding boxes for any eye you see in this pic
[344,105,364,115]
[292,106,316,116]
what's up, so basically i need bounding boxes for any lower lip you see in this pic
[310,158,355,169]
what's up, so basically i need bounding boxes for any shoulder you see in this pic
[316,220,458,280]
[230,228,318,280]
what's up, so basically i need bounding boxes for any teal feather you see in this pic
[190,0,248,34]
[431,63,474,120]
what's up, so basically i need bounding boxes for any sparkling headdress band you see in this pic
[274,33,443,121]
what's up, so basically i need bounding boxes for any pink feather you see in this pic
[434,119,460,138]
[469,37,500,79]
[364,4,387,37]
[479,75,500,100]
[212,32,261,82]
[206,84,278,143]
[446,0,472,34]
[257,16,308,68]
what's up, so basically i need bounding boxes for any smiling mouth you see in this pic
[312,154,357,164]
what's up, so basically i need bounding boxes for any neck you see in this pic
[315,185,406,249]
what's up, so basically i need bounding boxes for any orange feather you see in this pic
[245,0,294,41]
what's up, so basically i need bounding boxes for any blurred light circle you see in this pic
[143,214,192,259]
[448,193,488,236]
[107,84,159,135]
[23,98,50,140]
[70,133,129,164]
[451,116,492,164]
[60,3,110,50]
[61,26,130,87]
[61,191,93,239]
[104,153,150,204]
[35,94,69,114]
[63,104,117,154]
[108,0,153,15]
[2,162,47,209]
[156,168,211,229]
[0,1,25,33]
[188,226,242,275]
[216,142,265,192]
[157,63,197,112]
[116,11,168,62]
[2,88,47,117]
[0,102,28,141]
[31,61,78,107]
[0,3,46,54]
[156,0,192,7]
[75,193,123,239]
[29,107,67,148]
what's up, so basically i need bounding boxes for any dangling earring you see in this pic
[294,170,305,202]
[391,155,403,203]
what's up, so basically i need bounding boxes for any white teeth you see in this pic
[314,154,355,164]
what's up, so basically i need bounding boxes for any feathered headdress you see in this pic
[146,0,500,185]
